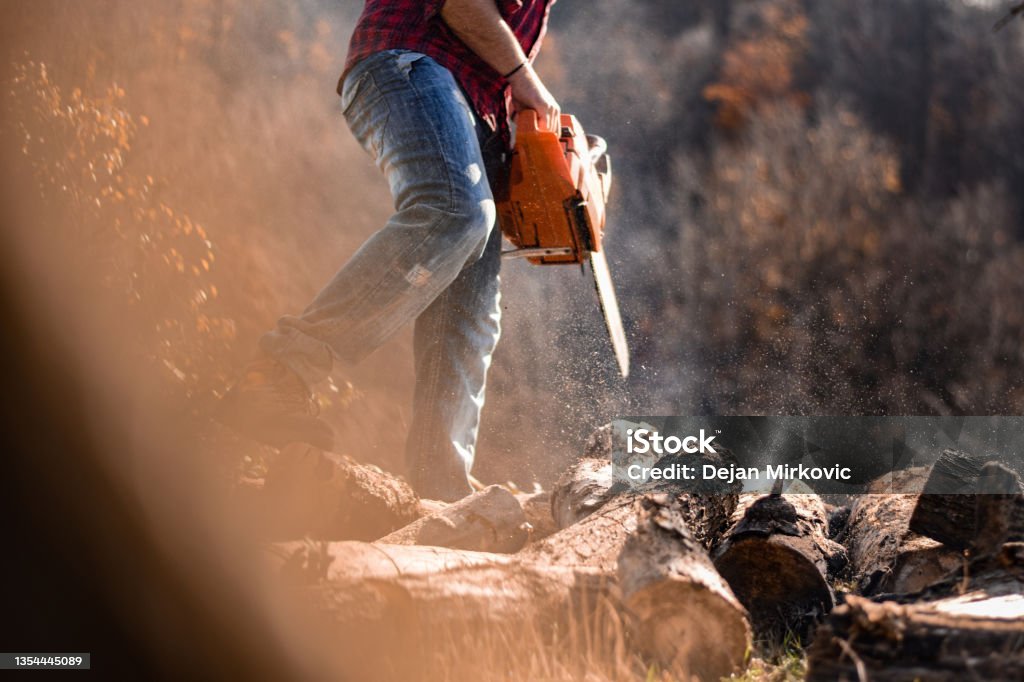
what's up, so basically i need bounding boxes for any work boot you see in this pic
[216,355,335,451]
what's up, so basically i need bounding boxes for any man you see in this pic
[219,0,560,501]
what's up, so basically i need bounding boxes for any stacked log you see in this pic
[808,457,1024,679]
[909,448,1023,550]
[271,487,752,680]
[254,432,1024,679]
[712,492,847,637]
[844,468,961,595]
[263,427,753,678]
[806,543,1024,681]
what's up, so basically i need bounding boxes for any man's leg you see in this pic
[406,222,502,500]
[259,51,497,387]
[404,120,507,500]
[224,51,501,495]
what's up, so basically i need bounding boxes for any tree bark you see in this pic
[806,543,1024,681]
[712,492,847,637]
[523,495,637,572]
[377,485,528,553]
[527,475,738,572]
[909,449,1022,550]
[845,468,961,595]
[618,494,751,680]
[263,444,420,541]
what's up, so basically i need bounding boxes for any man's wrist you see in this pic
[507,62,534,84]
[503,60,528,79]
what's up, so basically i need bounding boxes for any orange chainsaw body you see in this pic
[497,111,612,265]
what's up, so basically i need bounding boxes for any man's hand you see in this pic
[440,0,561,131]
[507,64,560,133]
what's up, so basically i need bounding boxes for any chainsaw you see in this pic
[496,110,630,378]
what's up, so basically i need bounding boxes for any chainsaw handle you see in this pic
[586,135,612,199]
[515,109,548,134]
[586,134,607,163]
[598,151,612,199]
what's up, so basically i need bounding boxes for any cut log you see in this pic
[618,494,751,680]
[377,485,527,553]
[845,468,961,595]
[909,449,1023,550]
[550,423,742,533]
[550,456,614,529]
[527,469,739,572]
[806,543,1024,681]
[973,462,1024,555]
[267,541,616,680]
[265,440,747,680]
[532,438,741,569]
[263,444,420,540]
[516,490,557,542]
[523,462,744,676]
[523,496,637,572]
[713,492,848,637]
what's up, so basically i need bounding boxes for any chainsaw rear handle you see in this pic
[587,134,612,198]
[585,134,606,163]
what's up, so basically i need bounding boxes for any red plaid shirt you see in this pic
[342,0,553,148]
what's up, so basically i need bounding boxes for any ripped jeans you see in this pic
[259,50,504,501]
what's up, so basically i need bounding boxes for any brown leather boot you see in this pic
[216,356,334,450]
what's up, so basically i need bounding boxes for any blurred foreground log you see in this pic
[264,444,420,540]
[269,540,616,680]
[271,492,750,681]
[909,449,1023,551]
[618,495,750,680]
[846,468,960,595]
[806,543,1024,681]
[713,492,847,637]
[378,485,527,552]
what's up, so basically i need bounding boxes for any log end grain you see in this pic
[624,578,750,680]
[714,535,834,636]
[713,494,843,637]
[618,495,751,679]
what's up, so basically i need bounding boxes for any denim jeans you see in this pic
[259,50,504,501]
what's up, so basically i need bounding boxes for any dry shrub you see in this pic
[8,60,236,400]
[703,0,811,132]
[676,102,1024,415]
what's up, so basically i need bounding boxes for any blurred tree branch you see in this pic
[994,2,1023,32]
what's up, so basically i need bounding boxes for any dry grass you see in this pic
[380,596,689,682]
